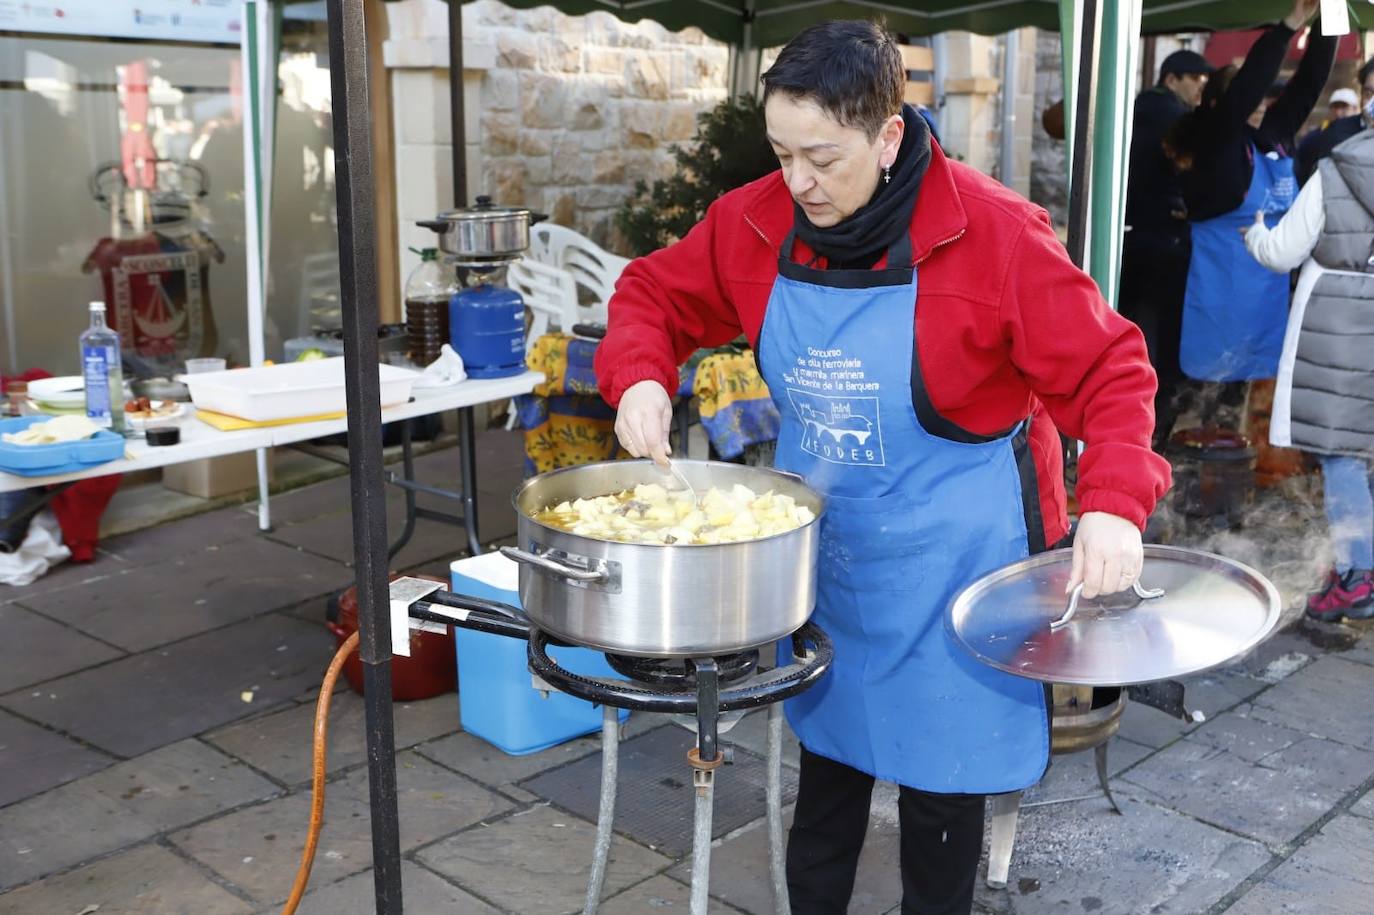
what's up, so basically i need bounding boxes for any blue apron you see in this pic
[758,229,1049,794]
[1180,145,1296,381]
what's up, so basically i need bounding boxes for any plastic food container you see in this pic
[0,416,126,476]
[450,553,628,756]
[183,357,419,422]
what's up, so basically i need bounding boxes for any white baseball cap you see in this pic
[1331,88,1360,108]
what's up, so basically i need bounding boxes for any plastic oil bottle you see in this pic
[80,301,125,433]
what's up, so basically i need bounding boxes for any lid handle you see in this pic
[475,195,494,209]
[1050,580,1165,630]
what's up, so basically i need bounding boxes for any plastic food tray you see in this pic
[0,416,126,477]
[183,357,419,422]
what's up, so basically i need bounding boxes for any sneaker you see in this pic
[1306,568,1374,621]
[1343,570,1374,620]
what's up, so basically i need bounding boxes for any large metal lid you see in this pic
[946,545,1281,686]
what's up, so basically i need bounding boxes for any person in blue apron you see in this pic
[1164,0,1334,423]
[595,21,1170,914]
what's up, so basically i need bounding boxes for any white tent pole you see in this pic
[731,0,756,100]
[242,0,272,531]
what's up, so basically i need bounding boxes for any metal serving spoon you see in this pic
[662,458,698,505]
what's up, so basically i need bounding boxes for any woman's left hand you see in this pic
[1068,511,1144,599]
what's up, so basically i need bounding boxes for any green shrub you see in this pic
[615,94,778,257]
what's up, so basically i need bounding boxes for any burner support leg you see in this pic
[1094,742,1122,815]
[689,763,717,915]
[583,704,620,915]
[985,790,1022,890]
[766,701,790,915]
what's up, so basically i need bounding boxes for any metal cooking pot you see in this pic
[419,195,531,263]
[500,459,824,658]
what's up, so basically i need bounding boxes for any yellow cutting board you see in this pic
[195,408,346,431]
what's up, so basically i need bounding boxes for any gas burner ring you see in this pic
[526,623,832,715]
[604,651,760,688]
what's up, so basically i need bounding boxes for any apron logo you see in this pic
[787,389,885,466]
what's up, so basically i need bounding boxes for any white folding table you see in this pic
[0,371,543,558]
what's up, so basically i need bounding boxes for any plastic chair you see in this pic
[525,223,629,324]
[506,257,578,349]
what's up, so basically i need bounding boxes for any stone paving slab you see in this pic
[599,873,744,913]
[971,789,1270,914]
[1120,710,1374,847]
[1225,815,1374,914]
[1352,788,1374,819]
[204,691,458,786]
[0,603,123,694]
[169,750,512,906]
[16,537,350,653]
[1225,624,1320,683]
[0,739,278,891]
[1336,629,1374,668]
[0,708,113,808]
[0,613,335,758]
[1116,669,1266,751]
[417,727,604,791]
[266,507,468,572]
[669,800,902,915]
[1247,656,1374,751]
[100,504,261,565]
[283,860,501,915]
[520,724,800,859]
[0,841,253,915]
[414,803,671,915]
[1022,736,1153,807]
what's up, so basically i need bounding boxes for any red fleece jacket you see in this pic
[593,144,1171,546]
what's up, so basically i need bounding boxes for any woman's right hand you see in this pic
[1284,0,1318,30]
[614,380,674,468]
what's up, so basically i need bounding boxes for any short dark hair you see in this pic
[761,20,904,140]
[1359,58,1374,87]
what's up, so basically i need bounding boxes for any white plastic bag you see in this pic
[0,510,70,586]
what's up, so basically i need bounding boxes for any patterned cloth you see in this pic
[514,334,779,475]
[690,349,779,460]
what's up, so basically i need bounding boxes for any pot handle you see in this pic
[1050,580,1165,630]
[417,219,450,234]
[500,546,608,583]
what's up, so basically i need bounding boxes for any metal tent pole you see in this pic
[449,0,468,207]
[1065,0,1102,271]
[324,1,404,912]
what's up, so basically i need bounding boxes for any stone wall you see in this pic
[385,0,730,278]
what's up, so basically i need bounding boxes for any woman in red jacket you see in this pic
[594,21,1170,914]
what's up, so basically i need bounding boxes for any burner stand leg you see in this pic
[1094,742,1122,815]
[583,705,620,915]
[766,701,790,915]
[689,764,717,915]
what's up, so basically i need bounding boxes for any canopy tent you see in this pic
[317,1,1359,912]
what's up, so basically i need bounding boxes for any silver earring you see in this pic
[883,165,891,184]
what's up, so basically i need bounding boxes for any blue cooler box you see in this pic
[450,553,628,755]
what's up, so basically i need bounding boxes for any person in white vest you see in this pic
[1245,117,1374,621]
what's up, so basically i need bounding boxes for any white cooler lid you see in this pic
[450,552,519,591]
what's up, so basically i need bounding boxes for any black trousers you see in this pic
[786,746,986,915]
[1119,227,1190,451]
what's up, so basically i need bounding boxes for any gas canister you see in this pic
[450,282,525,378]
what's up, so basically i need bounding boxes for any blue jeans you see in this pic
[1320,454,1374,573]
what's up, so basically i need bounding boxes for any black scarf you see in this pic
[792,104,931,269]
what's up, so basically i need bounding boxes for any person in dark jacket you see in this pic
[1120,49,1213,451]
[1164,0,1334,423]
[1295,59,1374,183]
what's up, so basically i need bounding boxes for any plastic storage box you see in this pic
[450,553,628,755]
[183,357,418,422]
[0,416,126,477]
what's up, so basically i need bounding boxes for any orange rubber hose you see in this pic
[281,630,359,915]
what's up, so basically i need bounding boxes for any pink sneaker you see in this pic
[1307,568,1374,621]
